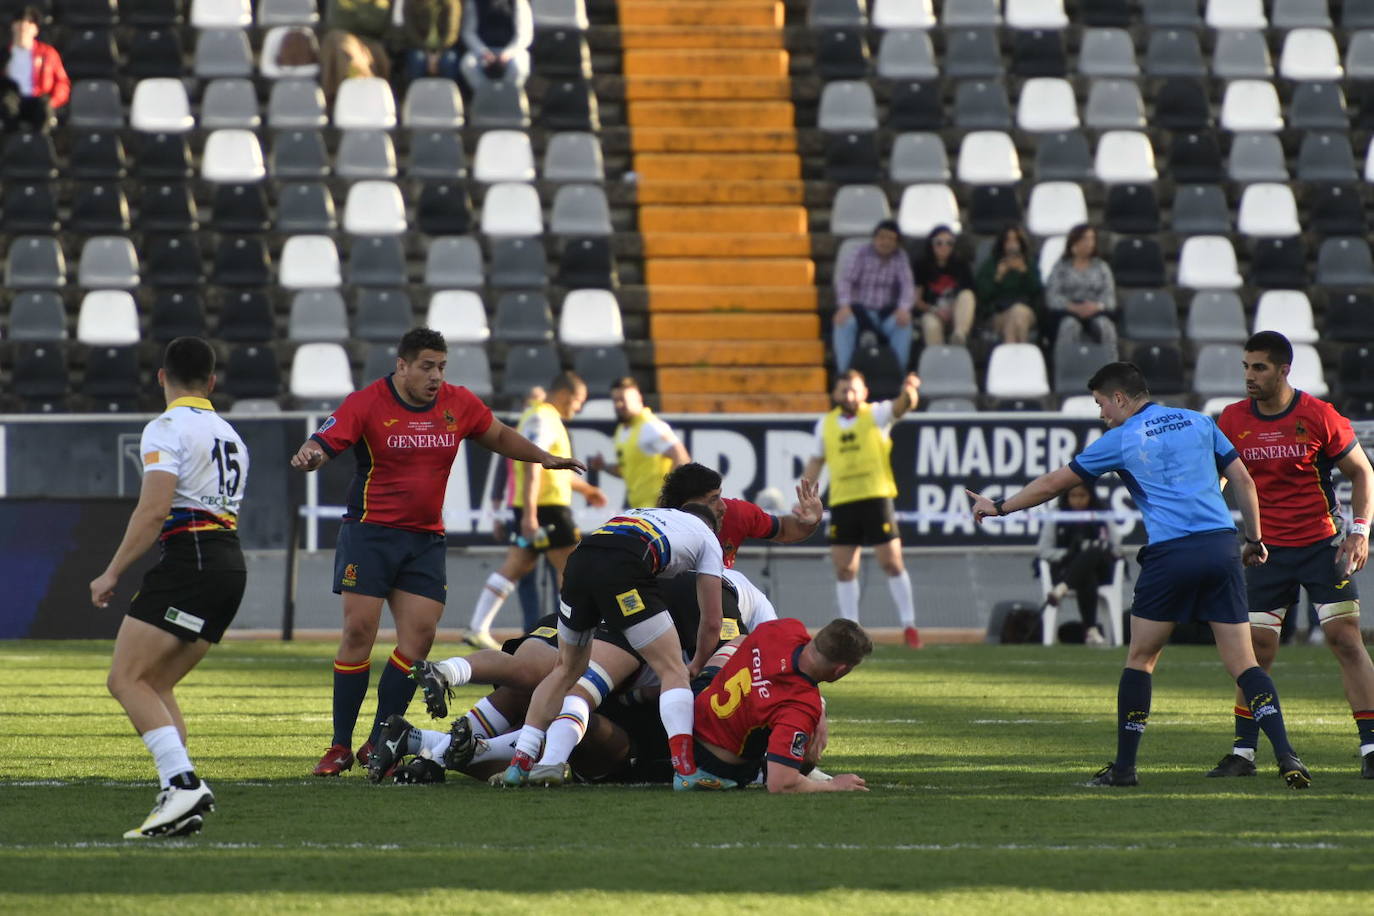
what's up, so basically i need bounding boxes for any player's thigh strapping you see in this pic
[827,497,898,546]
[1131,528,1248,625]
[1245,539,1361,633]
[558,542,672,650]
[332,520,447,603]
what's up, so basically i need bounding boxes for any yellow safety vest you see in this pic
[615,408,676,508]
[513,402,572,508]
[821,404,897,506]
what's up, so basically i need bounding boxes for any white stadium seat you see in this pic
[1236,183,1300,237]
[130,78,194,133]
[1178,236,1242,289]
[201,129,266,183]
[1026,182,1087,237]
[279,235,341,288]
[559,289,624,346]
[1253,291,1318,344]
[76,290,139,345]
[830,185,892,237]
[1221,80,1283,131]
[1288,343,1328,396]
[191,0,252,28]
[425,290,490,343]
[985,343,1050,398]
[872,0,935,28]
[333,77,396,129]
[342,181,407,235]
[474,130,536,183]
[1005,0,1067,29]
[290,342,354,402]
[1279,28,1343,80]
[480,182,544,237]
[1016,77,1078,132]
[956,131,1022,184]
[897,184,961,237]
[1094,131,1157,183]
[1206,0,1266,29]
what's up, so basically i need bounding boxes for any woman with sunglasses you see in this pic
[911,226,977,347]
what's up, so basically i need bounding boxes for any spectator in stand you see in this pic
[459,0,533,92]
[0,7,68,132]
[832,219,916,374]
[975,225,1041,345]
[320,0,393,101]
[912,226,977,347]
[1037,483,1121,646]
[1044,224,1117,350]
[400,0,461,84]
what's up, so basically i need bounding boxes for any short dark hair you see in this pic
[678,501,720,533]
[611,376,639,393]
[13,5,42,25]
[657,462,723,508]
[872,219,900,238]
[1087,361,1149,399]
[398,327,447,362]
[548,371,585,394]
[813,619,873,667]
[1244,330,1293,368]
[163,337,216,388]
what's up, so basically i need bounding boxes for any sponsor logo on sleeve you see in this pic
[317,416,337,434]
[142,451,161,466]
[790,730,808,759]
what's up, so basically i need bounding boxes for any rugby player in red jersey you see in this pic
[1208,331,1374,779]
[291,328,586,776]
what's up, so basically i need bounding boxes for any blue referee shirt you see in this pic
[1069,402,1239,545]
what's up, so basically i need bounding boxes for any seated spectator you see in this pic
[320,0,393,101]
[0,7,68,132]
[1044,223,1117,349]
[400,0,461,84]
[1037,483,1121,646]
[912,226,976,347]
[831,219,915,373]
[262,26,321,80]
[459,0,532,92]
[975,224,1041,344]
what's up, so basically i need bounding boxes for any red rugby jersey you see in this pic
[1218,391,1358,547]
[718,498,781,568]
[694,618,823,771]
[311,376,493,533]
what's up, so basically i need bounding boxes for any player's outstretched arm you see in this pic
[966,465,1082,524]
[1221,457,1268,567]
[570,475,607,507]
[289,439,329,472]
[476,418,587,473]
[1336,444,1374,574]
[90,471,177,608]
[766,761,867,793]
[890,373,922,419]
[776,478,824,543]
[801,456,825,487]
[688,573,724,677]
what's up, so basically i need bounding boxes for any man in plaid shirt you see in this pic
[832,220,916,373]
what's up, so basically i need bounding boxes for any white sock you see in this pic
[1360,743,1374,757]
[469,573,515,633]
[887,570,916,627]
[836,579,860,622]
[436,656,473,688]
[514,724,545,759]
[1234,747,1256,761]
[419,727,451,759]
[658,687,694,740]
[141,725,194,789]
[465,696,511,739]
[538,696,590,765]
[472,731,520,765]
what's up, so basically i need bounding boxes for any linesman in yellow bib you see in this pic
[590,376,690,508]
[804,370,923,648]
[467,372,606,649]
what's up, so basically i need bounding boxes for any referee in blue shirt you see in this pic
[968,362,1310,788]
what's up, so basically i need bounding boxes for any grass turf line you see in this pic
[2,640,1373,914]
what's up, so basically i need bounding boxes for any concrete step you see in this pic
[635,179,804,204]
[648,285,818,312]
[639,205,807,233]
[623,76,791,100]
[645,258,814,286]
[657,391,831,413]
[640,233,811,257]
[619,27,784,50]
[627,100,794,128]
[654,338,825,365]
[650,312,819,339]
[658,366,828,394]
[633,152,800,180]
[624,49,789,78]
[616,3,783,29]
[630,128,798,152]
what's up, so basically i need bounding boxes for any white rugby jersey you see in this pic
[723,568,778,629]
[140,396,249,538]
[589,507,724,579]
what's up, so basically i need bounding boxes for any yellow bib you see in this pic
[513,402,572,508]
[615,408,675,508]
[822,405,897,506]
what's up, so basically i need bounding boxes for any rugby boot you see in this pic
[496,751,534,787]
[123,780,215,838]
[311,743,355,776]
[1277,753,1311,789]
[1205,753,1257,778]
[1363,751,1374,779]
[1087,762,1138,787]
[673,769,738,791]
[410,659,456,719]
[393,756,446,784]
[441,716,478,771]
[367,714,415,783]
[903,626,924,649]
[464,630,501,651]
[528,762,571,787]
[357,740,374,767]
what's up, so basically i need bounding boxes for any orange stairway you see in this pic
[622,0,828,413]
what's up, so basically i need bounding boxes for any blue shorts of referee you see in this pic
[1132,529,1248,625]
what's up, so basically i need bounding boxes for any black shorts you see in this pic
[1246,539,1360,610]
[693,738,759,787]
[508,505,580,552]
[665,571,747,648]
[559,541,666,634]
[500,612,636,658]
[827,497,898,546]
[128,536,246,643]
[1132,529,1247,625]
[333,521,447,604]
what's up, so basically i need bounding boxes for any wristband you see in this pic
[991,497,1007,517]
[1244,537,1263,546]
[1352,518,1370,537]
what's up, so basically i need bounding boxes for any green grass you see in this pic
[3,639,1373,914]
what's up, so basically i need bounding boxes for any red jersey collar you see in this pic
[792,645,820,687]
[1249,389,1302,422]
[385,373,437,413]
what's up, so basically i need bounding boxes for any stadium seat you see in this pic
[1287,82,1347,132]
[1212,28,1273,79]
[147,289,205,342]
[872,0,933,28]
[258,0,318,25]
[277,182,337,233]
[420,238,482,290]
[532,0,587,28]
[1316,237,1374,286]
[825,132,881,184]
[1171,184,1230,235]
[1094,131,1156,183]
[501,343,561,397]
[416,181,474,235]
[956,132,1021,185]
[557,237,616,290]
[77,237,139,289]
[1272,0,1331,28]
[259,27,321,80]
[290,343,355,407]
[1228,133,1288,183]
[1310,185,1366,237]
[76,290,139,345]
[1249,237,1308,289]
[81,345,142,410]
[915,346,977,400]
[968,186,1021,234]
[1297,133,1358,183]
[1026,182,1086,237]
[7,291,66,341]
[1016,78,1078,132]
[192,0,251,27]
[194,28,254,78]
[334,130,398,180]
[1109,237,1166,288]
[809,0,864,24]
[1348,32,1374,80]
[64,0,118,27]
[1193,344,1246,399]
[345,236,407,287]
[224,344,282,398]
[1237,184,1300,237]
[1340,343,1374,398]
[1130,343,1186,393]
[288,289,349,342]
[408,130,467,180]
[1288,345,1328,396]
[343,181,407,235]
[829,185,889,238]
[1153,77,1211,130]
[6,236,65,289]
[212,237,272,287]
[1036,235,1066,284]
[1252,291,1317,344]
[11,342,69,411]
[200,130,265,183]
[1078,28,1137,77]
[985,344,1050,400]
[890,133,949,183]
[1085,81,1145,129]
[1145,29,1206,77]
[1186,291,1247,343]
[573,347,630,394]
[446,343,494,396]
[481,183,543,237]
[943,0,1000,26]
[402,78,464,129]
[128,80,193,134]
[1081,0,1129,25]
[425,290,489,343]
[69,182,130,234]
[470,80,531,129]
[1168,131,1223,184]
[953,80,1012,129]
[897,184,961,237]
[210,183,270,233]
[0,134,57,182]
[1221,81,1283,131]
[875,29,936,80]
[126,28,184,79]
[218,290,276,341]
[69,79,123,129]
[887,81,942,130]
[200,79,261,130]
[1280,28,1342,80]
[354,289,414,342]
[70,130,127,179]
[484,238,547,291]
[543,133,602,183]
[530,27,591,79]
[818,81,878,132]
[1,182,58,233]
[1005,0,1066,28]
[493,292,555,342]
[334,77,397,129]
[1325,292,1374,341]
[144,234,203,287]
[1120,290,1180,342]
[279,235,340,288]
[474,130,536,183]
[1033,131,1092,181]
[1012,28,1066,77]
[815,27,870,80]
[1178,237,1241,290]
[540,78,599,131]
[1207,0,1264,28]
[269,80,328,128]
[550,185,612,237]
[139,182,198,234]
[1103,184,1160,234]
[559,289,623,346]
[1053,341,1117,393]
[945,29,1003,79]
[1058,395,1099,416]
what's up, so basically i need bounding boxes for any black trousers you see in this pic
[1051,546,1114,628]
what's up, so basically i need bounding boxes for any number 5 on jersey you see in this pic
[710,668,752,719]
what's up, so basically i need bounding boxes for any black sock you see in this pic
[1231,704,1260,754]
[368,649,418,746]
[1354,710,1374,751]
[1115,668,1151,770]
[1236,666,1294,759]
[331,658,371,748]
[168,770,201,790]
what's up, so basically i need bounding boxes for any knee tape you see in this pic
[1316,600,1360,625]
[1249,608,1286,634]
[575,660,615,707]
[557,620,595,647]
[624,611,674,650]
